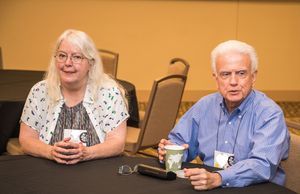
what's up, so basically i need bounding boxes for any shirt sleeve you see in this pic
[101,87,129,133]
[217,109,290,187]
[20,83,43,133]
[168,102,201,162]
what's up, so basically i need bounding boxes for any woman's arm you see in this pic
[86,120,127,160]
[19,122,78,164]
[19,122,53,160]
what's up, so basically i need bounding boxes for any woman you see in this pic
[19,29,129,164]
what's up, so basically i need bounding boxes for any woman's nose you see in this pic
[64,56,73,66]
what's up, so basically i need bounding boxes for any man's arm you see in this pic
[168,105,200,162]
[217,111,290,187]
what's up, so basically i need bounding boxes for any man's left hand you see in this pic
[184,168,222,190]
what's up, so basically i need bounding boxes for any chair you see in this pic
[167,58,190,76]
[0,101,25,155]
[6,138,23,155]
[0,47,3,69]
[139,58,190,123]
[98,49,119,78]
[281,120,300,193]
[125,74,187,154]
[286,119,300,130]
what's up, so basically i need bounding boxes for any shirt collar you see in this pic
[57,83,95,104]
[218,89,255,115]
[82,83,94,104]
[237,90,255,113]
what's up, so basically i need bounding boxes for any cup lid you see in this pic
[164,145,185,150]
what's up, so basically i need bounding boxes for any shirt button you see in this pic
[238,115,242,118]
[228,122,232,125]
[225,141,228,144]
[226,183,230,186]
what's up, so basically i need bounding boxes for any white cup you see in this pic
[63,129,88,146]
[164,145,185,172]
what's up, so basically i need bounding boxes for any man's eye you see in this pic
[237,71,247,77]
[220,72,230,78]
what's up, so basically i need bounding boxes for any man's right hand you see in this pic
[157,139,173,162]
[158,139,173,162]
[158,139,189,162]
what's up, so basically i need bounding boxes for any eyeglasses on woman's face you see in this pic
[55,51,87,64]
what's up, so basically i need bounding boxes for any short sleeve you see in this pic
[101,87,129,132]
[20,82,46,133]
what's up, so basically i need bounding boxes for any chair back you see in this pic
[167,58,190,76]
[136,74,187,150]
[0,47,3,69]
[281,132,300,193]
[98,49,119,78]
[0,101,24,154]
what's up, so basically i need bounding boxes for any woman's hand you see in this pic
[50,138,89,164]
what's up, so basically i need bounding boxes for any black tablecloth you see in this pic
[0,69,139,153]
[0,155,296,194]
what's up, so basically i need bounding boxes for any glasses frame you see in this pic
[55,51,87,64]
[118,165,138,176]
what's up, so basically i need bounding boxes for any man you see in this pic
[158,40,290,190]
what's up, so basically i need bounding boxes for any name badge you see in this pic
[64,129,88,146]
[214,150,234,169]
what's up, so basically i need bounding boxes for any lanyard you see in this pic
[215,108,245,154]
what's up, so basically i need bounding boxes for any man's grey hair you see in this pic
[211,40,258,73]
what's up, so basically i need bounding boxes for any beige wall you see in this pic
[1,0,300,101]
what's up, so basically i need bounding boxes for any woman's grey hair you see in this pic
[44,29,126,105]
[210,40,258,73]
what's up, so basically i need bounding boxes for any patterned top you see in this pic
[21,80,129,144]
[49,102,100,146]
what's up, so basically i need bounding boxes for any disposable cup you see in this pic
[164,145,185,172]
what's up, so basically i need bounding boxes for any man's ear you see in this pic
[213,72,218,80]
[252,70,258,85]
[213,72,217,77]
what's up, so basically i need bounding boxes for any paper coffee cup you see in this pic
[165,145,185,172]
[63,129,88,146]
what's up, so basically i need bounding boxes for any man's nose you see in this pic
[229,74,238,85]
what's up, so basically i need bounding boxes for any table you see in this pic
[0,69,139,153]
[0,155,296,194]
